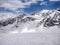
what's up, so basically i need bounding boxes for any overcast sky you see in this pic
[0,0,60,14]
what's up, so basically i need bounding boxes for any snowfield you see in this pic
[0,33,60,45]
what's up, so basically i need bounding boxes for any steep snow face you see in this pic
[0,9,60,33]
[41,10,50,13]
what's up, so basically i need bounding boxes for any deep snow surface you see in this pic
[0,33,60,45]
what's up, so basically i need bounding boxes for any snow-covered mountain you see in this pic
[0,9,60,33]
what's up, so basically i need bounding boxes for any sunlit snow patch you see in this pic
[10,30,19,33]
[41,10,49,13]
[21,27,35,33]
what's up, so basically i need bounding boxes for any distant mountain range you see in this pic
[0,8,60,33]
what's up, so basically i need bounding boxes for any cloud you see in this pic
[49,0,60,1]
[40,2,48,6]
[0,0,44,11]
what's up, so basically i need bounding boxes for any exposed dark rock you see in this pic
[0,18,16,27]
[21,17,36,23]
[57,8,60,11]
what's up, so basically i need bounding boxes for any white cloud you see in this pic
[49,0,60,1]
[0,0,44,11]
[40,2,48,6]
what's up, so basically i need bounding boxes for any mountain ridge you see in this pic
[0,9,60,33]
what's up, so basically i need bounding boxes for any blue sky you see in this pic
[0,0,60,14]
[24,1,60,14]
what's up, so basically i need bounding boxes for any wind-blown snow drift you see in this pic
[0,9,60,33]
